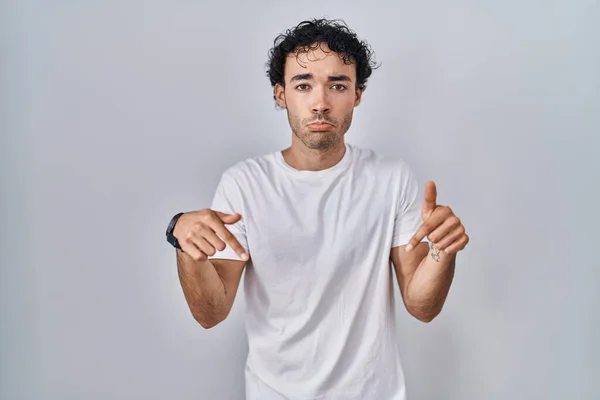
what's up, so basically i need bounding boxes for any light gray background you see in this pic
[1,1,599,399]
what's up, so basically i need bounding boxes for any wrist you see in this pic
[166,212,185,250]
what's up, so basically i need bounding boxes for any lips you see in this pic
[307,122,333,131]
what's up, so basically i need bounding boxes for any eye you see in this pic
[331,84,348,91]
[295,84,310,91]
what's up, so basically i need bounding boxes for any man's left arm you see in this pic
[391,181,469,323]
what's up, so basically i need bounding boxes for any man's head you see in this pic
[266,19,378,151]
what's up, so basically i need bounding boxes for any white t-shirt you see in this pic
[208,142,424,400]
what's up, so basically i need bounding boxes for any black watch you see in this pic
[166,212,185,250]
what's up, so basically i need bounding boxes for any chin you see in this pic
[302,133,341,150]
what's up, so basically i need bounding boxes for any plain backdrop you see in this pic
[1,1,599,399]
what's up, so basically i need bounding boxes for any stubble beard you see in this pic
[287,111,354,151]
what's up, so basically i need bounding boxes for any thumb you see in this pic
[215,211,242,224]
[422,181,437,217]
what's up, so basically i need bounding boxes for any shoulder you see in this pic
[217,151,278,185]
[348,143,415,177]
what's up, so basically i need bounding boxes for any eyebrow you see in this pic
[290,73,353,83]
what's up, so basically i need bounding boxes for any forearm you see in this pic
[176,249,228,328]
[405,246,456,322]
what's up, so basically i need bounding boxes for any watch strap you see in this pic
[166,212,185,250]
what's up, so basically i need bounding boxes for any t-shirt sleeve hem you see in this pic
[208,248,247,261]
[391,234,428,248]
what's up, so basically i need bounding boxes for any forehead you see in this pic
[284,43,356,80]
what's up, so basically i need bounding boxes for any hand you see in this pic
[173,209,249,262]
[405,181,469,255]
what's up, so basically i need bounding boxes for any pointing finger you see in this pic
[215,211,242,224]
[209,216,249,261]
[405,224,431,252]
[405,212,444,252]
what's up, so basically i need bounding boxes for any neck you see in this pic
[282,137,346,171]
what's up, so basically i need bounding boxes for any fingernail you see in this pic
[405,244,413,252]
[241,253,249,261]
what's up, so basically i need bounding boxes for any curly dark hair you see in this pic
[266,18,379,103]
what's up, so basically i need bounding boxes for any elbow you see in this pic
[189,299,230,329]
[197,319,218,329]
[406,304,440,323]
[414,313,437,323]
[192,312,224,329]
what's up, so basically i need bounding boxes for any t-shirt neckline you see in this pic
[275,143,353,179]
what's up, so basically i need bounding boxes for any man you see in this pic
[165,18,469,400]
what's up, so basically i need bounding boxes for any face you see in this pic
[274,43,362,151]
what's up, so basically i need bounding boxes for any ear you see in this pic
[354,88,363,107]
[275,83,286,108]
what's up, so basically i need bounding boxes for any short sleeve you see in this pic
[391,162,427,248]
[207,172,250,260]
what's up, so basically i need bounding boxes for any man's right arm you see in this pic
[176,250,247,329]
[172,209,250,329]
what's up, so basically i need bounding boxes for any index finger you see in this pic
[210,217,249,261]
[405,222,435,252]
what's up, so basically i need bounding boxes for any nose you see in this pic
[311,87,331,114]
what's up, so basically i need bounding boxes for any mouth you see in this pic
[307,122,334,131]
